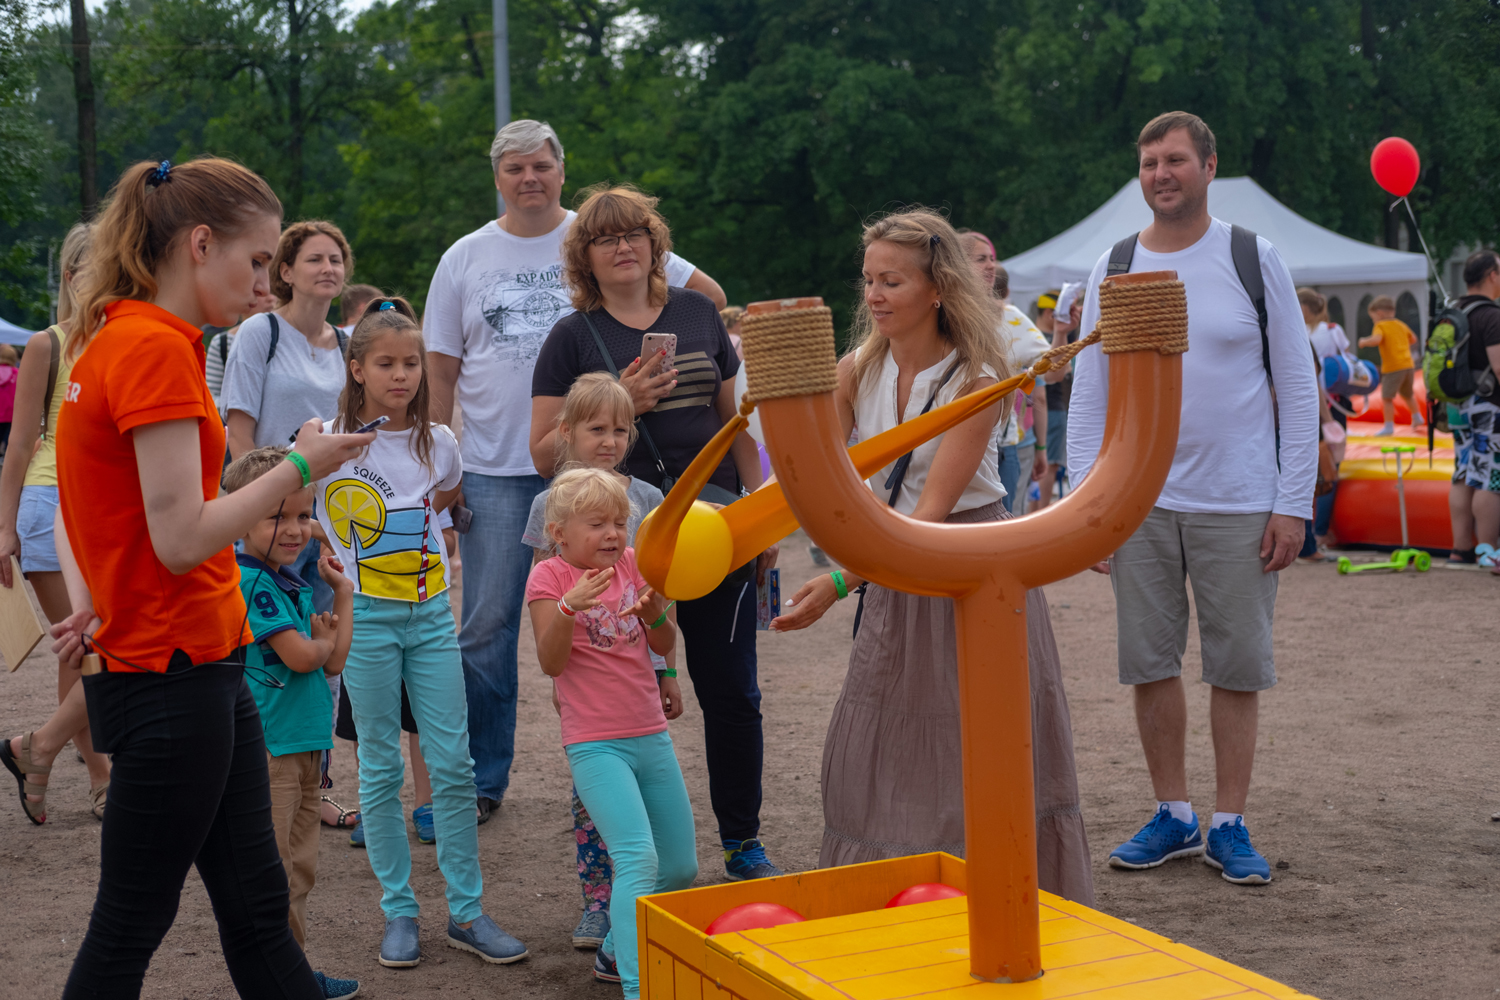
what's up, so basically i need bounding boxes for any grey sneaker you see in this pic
[572,908,609,949]
[378,916,420,968]
[447,914,529,964]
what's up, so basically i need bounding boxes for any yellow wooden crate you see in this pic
[639,853,1317,1000]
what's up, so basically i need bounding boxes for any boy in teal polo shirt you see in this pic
[225,447,359,1000]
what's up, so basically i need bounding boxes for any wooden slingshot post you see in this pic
[737,273,1188,983]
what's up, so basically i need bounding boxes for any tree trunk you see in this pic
[68,0,96,219]
[286,0,304,215]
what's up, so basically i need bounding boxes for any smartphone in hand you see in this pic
[451,504,474,534]
[640,333,677,378]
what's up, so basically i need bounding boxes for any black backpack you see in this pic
[214,314,348,365]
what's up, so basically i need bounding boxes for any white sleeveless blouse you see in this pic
[853,351,1007,517]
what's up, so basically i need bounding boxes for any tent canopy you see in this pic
[1002,177,1429,300]
[0,317,36,347]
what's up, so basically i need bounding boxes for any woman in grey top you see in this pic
[221,219,354,611]
[222,220,353,457]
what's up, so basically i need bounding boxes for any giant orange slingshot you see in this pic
[636,272,1187,982]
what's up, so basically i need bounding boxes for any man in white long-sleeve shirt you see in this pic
[1068,112,1318,887]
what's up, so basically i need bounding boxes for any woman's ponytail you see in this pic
[68,157,282,361]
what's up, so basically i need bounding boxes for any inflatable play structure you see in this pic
[635,277,1315,997]
[1331,373,1454,551]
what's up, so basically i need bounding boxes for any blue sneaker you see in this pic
[1108,804,1204,869]
[723,838,784,881]
[349,818,365,849]
[593,944,621,983]
[572,908,609,948]
[446,914,529,964]
[412,803,435,844]
[312,970,361,998]
[379,916,421,968]
[1204,816,1272,884]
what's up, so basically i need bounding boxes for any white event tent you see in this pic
[0,317,35,347]
[1002,177,1431,336]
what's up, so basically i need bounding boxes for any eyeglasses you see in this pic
[590,227,651,250]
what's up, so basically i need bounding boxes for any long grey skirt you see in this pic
[818,501,1096,906]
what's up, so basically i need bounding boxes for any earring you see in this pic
[934,301,942,309]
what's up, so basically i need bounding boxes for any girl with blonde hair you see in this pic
[773,207,1094,904]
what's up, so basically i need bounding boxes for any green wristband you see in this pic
[285,451,312,488]
[831,569,849,600]
[660,668,678,679]
[648,609,670,629]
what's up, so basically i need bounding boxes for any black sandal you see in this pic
[0,733,50,825]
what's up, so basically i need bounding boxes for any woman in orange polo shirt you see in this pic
[44,158,374,998]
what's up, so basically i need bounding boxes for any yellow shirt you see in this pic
[22,327,74,488]
[1371,318,1417,373]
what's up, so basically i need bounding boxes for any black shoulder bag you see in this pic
[580,311,741,509]
[851,357,964,639]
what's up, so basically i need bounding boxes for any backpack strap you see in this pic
[218,329,229,365]
[335,327,347,355]
[1230,224,1270,384]
[580,311,672,483]
[1107,234,1138,278]
[42,325,61,437]
[266,314,280,365]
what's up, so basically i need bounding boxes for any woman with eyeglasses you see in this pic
[527,185,782,951]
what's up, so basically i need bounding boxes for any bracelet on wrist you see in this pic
[660,668,678,678]
[558,598,577,618]
[830,569,849,600]
[285,451,312,488]
[648,609,670,629]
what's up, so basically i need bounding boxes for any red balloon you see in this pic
[885,883,967,908]
[1370,137,1420,197]
[706,902,806,936]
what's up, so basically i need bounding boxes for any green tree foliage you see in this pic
[1,0,1497,328]
[0,0,53,324]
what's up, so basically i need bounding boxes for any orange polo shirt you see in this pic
[56,300,251,673]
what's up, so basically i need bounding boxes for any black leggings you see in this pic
[65,655,319,999]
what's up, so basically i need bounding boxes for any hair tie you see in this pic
[378,301,394,311]
[146,160,173,188]
[929,234,941,249]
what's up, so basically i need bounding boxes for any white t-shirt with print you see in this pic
[998,304,1051,447]
[422,212,699,477]
[314,423,463,602]
[221,312,347,449]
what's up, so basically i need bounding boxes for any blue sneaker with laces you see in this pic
[312,970,361,998]
[412,803,435,844]
[723,838,784,881]
[1204,816,1272,884]
[349,818,365,848]
[1108,804,1204,870]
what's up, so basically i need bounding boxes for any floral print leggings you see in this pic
[574,785,613,912]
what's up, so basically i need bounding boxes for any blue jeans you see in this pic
[677,570,763,842]
[1314,483,1335,537]
[997,444,1020,513]
[457,471,546,801]
[568,732,697,998]
[343,591,484,923]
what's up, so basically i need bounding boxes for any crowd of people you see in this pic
[0,107,1490,1000]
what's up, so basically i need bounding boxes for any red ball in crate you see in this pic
[706,902,806,935]
[885,883,966,908]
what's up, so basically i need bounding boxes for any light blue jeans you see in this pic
[568,732,697,998]
[343,590,484,923]
[458,472,546,801]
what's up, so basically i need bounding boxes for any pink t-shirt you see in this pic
[525,548,667,746]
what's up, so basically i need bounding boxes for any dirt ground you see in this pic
[2,535,1498,999]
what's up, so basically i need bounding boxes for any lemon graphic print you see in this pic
[325,479,386,548]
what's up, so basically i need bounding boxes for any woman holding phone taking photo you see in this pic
[50,157,374,997]
[528,184,784,883]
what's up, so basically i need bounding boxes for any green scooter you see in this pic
[1337,444,1433,574]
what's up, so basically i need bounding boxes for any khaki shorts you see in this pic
[1380,367,1415,399]
[1108,508,1278,692]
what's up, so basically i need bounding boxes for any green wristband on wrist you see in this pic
[285,451,312,488]
[660,668,678,678]
[831,569,849,600]
[647,600,676,629]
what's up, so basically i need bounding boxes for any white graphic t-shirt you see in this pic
[314,422,463,602]
[422,212,698,476]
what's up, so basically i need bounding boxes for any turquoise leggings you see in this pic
[343,591,484,923]
[567,731,697,998]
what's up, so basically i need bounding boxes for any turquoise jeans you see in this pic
[343,591,484,923]
[568,732,697,998]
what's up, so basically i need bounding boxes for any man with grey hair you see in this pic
[423,120,727,843]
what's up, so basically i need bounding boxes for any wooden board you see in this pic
[0,557,45,671]
[641,854,1318,1000]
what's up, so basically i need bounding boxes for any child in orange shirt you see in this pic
[1358,295,1424,436]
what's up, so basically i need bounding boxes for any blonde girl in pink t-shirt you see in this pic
[525,468,697,996]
